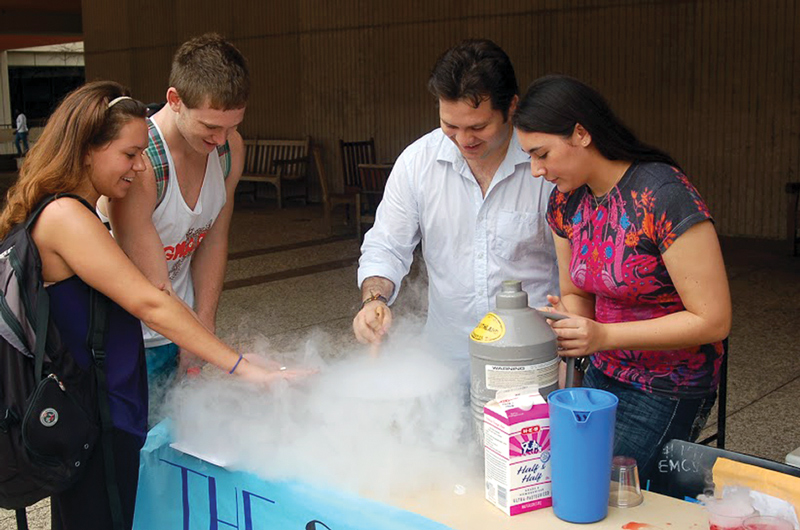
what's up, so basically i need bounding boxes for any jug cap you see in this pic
[547,387,618,412]
[496,280,528,309]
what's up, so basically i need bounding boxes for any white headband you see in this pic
[107,96,133,109]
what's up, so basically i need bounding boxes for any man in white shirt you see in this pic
[353,39,559,373]
[14,110,28,156]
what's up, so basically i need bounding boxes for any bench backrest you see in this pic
[339,138,376,190]
[357,163,392,213]
[243,136,311,177]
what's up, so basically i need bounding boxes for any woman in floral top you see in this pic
[512,75,731,482]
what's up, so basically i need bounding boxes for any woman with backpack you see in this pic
[512,75,732,484]
[0,81,305,529]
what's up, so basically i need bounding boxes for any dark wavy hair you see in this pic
[513,75,679,169]
[427,39,518,121]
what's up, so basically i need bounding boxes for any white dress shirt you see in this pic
[358,128,559,366]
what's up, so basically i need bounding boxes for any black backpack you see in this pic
[0,194,124,530]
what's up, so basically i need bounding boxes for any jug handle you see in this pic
[534,309,577,387]
[534,309,569,321]
[564,357,577,388]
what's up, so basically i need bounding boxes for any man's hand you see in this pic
[353,276,395,347]
[353,300,393,345]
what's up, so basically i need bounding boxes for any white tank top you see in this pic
[143,120,227,347]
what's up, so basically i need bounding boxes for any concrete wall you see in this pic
[0,52,10,130]
[5,42,85,68]
[80,0,800,240]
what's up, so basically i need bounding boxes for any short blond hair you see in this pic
[169,33,250,110]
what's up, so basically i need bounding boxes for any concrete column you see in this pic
[0,51,10,128]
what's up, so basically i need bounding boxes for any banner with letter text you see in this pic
[134,421,453,530]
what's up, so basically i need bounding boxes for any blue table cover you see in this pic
[133,421,454,530]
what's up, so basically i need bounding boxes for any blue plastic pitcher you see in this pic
[547,388,618,523]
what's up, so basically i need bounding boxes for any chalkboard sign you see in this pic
[650,439,717,500]
[650,439,800,501]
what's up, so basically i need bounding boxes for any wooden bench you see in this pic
[239,136,311,208]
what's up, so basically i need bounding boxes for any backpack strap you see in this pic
[14,508,27,530]
[25,195,59,382]
[24,193,92,231]
[88,284,125,530]
[145,118,171,207]
[26,193,92,380]
[32,273,49,384]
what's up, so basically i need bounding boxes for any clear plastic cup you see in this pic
[742,515,795,530]
[704,497,756,530]
[608,456,643,508]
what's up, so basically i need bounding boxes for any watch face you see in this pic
[578,357,591,372]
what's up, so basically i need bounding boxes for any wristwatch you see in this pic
[575,357,591,374]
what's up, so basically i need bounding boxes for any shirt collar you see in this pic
[436,128,531,183]
[435,130,461,167]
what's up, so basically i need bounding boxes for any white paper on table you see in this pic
[723,486,800,529]
[170,441,232,468]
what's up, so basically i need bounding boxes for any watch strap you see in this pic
[360,293,388,310]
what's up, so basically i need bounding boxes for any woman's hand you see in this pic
[538,293,606,356]
[544,294,568,313]
[234,354,318,385]
[551,314,608,357]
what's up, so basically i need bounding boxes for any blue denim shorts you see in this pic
[583,364,716,484]
[144,343,179,427]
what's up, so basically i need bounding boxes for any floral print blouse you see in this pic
[547,162,724,397]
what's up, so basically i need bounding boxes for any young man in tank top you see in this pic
[106,33,249,422]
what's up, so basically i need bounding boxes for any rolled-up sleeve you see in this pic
[357,154,422,305]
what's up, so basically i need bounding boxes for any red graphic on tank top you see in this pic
[163,221,213,280]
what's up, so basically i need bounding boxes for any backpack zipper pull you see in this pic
[47,373,66,391]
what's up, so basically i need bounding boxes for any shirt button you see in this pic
[477,253,484,259]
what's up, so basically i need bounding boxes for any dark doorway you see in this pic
[9,66,85,126]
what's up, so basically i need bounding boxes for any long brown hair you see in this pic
[0,81,147,238]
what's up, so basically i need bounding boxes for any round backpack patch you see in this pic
[39,408,58,427]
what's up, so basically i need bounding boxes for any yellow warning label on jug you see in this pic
[470,312,506,343]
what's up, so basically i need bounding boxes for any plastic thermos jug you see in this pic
[547,388,619,523]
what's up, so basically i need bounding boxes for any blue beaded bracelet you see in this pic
[229,353,244,374]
